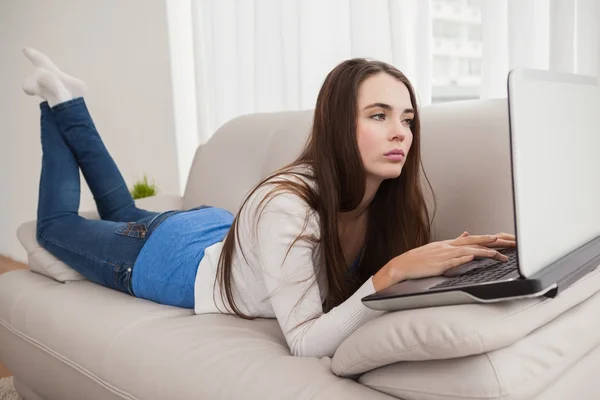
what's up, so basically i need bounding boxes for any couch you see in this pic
[1,98,600,400]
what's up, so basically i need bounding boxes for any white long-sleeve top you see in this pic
[194,169,384,358]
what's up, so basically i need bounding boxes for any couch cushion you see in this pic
[533,341,600,400]
[332,265,600,376]
[418,98,515,241]
[357,286,600,400]
[182,110,313,213]
[0,271,394,400]
[17,220,87,282]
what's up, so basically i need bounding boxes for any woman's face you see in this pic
[356,72,414,182]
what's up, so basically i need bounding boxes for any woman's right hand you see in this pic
[372,234,508,291]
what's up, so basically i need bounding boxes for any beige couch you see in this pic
[1,98,600,400]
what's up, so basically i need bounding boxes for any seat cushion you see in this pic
[357,285,600,400]
[533,341,600,400]
[332,265,600,376]
[0,270,393,400]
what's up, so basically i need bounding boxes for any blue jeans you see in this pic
[35,97,179,295]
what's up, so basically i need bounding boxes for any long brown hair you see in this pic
[215,58,434,317]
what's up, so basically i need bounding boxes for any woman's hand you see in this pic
[372,233,514,291]
[456,231,516,249]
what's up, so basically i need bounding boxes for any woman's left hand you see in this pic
[458,231,516,249]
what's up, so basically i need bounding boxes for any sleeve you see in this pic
[255,192,385,358]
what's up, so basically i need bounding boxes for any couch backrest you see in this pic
[183,98,515,241]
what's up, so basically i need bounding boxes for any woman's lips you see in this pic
[385,153,405,161]
[384,149,405,161]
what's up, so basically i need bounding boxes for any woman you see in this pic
[22,48,515,358]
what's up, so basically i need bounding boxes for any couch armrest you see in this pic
[16,194,184,283]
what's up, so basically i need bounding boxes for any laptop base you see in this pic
[362,235,600,312]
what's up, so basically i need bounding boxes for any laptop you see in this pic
[362,67,600,311]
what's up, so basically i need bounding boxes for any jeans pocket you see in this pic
[116,222,148,239]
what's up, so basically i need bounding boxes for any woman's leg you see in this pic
[23,47,155,223]
[36,100,148,294]
[50,97,157,222]
[23,49,164,294]
[37,102,162,294]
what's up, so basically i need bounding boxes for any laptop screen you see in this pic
[508,68,600,278]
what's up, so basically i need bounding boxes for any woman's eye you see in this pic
[371,113,386,121]
[402,118,414,127]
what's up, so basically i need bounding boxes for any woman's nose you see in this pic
[390,123,407,141]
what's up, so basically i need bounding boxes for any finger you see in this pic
[495,233,516,241]
[487,239,517,248]
[450,235,498,247]
[453,247,508,262]
[458,244,493,252]
[462,244,515,255]
[442,254,475,270]
[449,231,470,243]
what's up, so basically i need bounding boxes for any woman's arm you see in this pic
[256,192,384,358]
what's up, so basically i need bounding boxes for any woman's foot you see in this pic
[23,47,87,99]
[23,67,73,107]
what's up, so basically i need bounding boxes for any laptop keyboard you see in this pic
[431,249,518,289]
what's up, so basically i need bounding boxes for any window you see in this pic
[467,25,482,42]
[468,58,481,76]
[433,21,462,40]
[433,56,453,78]
[431,0,483,103]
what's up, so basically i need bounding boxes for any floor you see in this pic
[0,255,29,378]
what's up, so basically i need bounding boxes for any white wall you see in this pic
[0,0,180,261]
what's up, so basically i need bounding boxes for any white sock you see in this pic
[23,47,87,99]
[23,67,73,107]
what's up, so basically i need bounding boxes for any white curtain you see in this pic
[183,0,432,143]
[481,0,600,98]
[166,0,599,187]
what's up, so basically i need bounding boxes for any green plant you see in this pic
[130,174,158,200]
